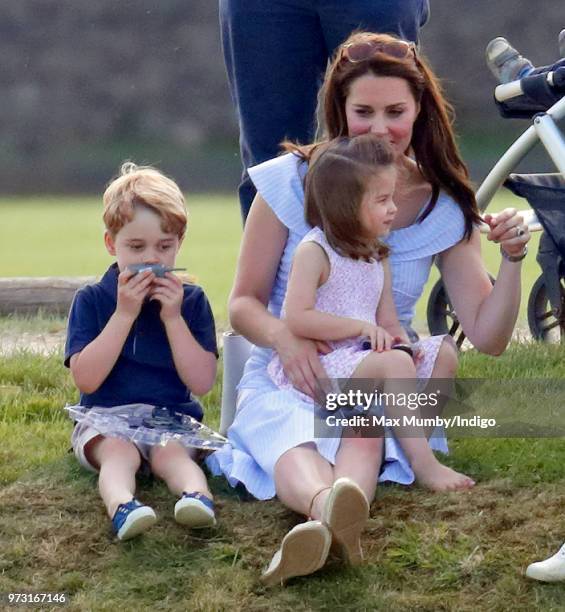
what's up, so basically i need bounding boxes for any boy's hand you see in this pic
[116,268,154,320]
[150,273,184,322]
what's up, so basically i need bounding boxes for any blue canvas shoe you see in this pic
[112,499,157,541]
[174,491,216,528]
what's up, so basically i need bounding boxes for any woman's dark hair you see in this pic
[286,31,481,239]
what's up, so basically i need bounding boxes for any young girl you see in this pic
[268,134,475,493]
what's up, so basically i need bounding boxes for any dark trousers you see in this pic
[219,0,430,221]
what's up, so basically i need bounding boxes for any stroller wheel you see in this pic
[527,274,565,342]
[426,279,467,349]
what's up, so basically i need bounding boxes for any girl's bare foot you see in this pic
[413,457,475,492]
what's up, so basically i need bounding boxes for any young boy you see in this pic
[65,162,218,541]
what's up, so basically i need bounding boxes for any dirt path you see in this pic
[0,330,67,355]
[0,324,533,357]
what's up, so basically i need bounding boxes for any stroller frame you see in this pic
[427,77,565,345]
[476,97,565,208]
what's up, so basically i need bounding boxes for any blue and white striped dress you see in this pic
[207,153,466,500]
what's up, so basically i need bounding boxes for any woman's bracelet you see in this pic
[500,244,528,262]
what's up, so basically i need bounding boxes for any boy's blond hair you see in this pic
[103,162,187,238]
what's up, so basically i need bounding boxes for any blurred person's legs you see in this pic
[220,0,430,221]
[220,0,326,221]
[317,0,428,52]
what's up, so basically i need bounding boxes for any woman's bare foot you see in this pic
[413,457,475,492]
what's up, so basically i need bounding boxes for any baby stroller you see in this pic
[427,53,565,345]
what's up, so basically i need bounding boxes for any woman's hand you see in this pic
[360,323,394,352]
[273,324,331,398]
[483,207,530,259]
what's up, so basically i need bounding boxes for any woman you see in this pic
[208,32,530,585]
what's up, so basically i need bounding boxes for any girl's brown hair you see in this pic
[303,134,394,261]
[301,31,480,239]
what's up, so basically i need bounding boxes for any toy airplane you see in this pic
[127,263,186,277]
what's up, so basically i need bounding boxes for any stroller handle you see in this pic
[476,95,565,211]
[495,67,565,103]
[478,209,542,234]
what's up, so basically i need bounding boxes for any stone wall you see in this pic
[1,1,563,192]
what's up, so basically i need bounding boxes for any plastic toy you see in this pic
[127,263,186,277]
[65,404,227,451]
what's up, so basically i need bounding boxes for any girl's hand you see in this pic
[116,268,154,320]
[483,208,530,258]
[361,323,394,352]
[150,273,184,322]
[274,324,331,398]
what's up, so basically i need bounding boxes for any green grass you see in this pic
[0,311,66,335]
[0,190,542,333]
[0,193,562,608]
[0,194,241,324]
[1,345,565,610]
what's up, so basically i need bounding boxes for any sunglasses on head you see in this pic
[340,39,416,64]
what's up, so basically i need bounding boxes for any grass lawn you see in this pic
[0,194,242,325]
[0,190,542,333]
[1,344,565,610]
[1,192,562,610]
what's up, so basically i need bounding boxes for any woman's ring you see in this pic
[517,227,525,237]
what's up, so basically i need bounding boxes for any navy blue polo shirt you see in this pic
[64,263,218,418]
